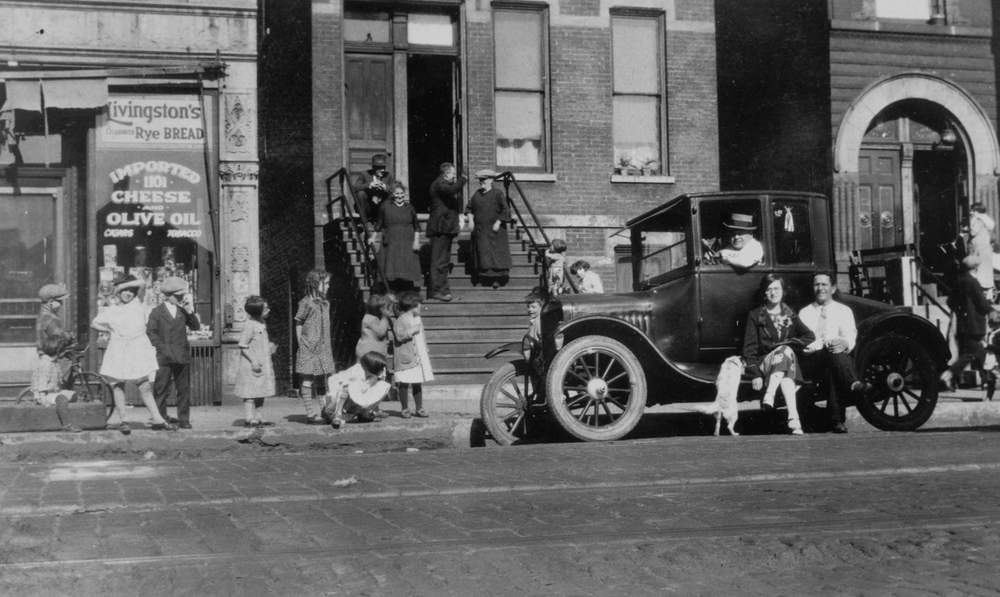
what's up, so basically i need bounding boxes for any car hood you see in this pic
[549,291,655,323]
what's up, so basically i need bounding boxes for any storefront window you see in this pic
[94,94,215,338]
[345,11,391,43]
[0,194,57,343]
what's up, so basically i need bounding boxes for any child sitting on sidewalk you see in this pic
[323,351,392,429]
[31,283,81,433]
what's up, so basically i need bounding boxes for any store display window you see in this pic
[92,93,216,339]
[0,193,60,343]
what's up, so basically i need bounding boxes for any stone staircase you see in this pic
[335,220,543,385]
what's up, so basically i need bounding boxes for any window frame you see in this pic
[491,2,551,173]
[611,8,668,178]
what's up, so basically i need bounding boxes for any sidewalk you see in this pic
[1,384,999,461]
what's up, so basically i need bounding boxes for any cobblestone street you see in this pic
[1,430,1000,595]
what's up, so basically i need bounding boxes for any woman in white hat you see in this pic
[466,169,512,289]
[91,275,177,433]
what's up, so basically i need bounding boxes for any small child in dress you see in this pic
[236,296,276,427]
[982,310,1000,401]
[393,291,434,418]
[295,269,336,424]
[323,351,393,429]
[356,290,395,361]
[570,260,604,294]
[545,239,568,296]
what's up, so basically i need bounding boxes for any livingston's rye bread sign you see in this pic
[98,95,207,146]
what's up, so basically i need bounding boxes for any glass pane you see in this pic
[613,96,659,172]
[613,17,659,93]
[699,199,764,266]
[773,200,813,265]
[345,12,391,43]
[0,194,55,342]
[408,14,454,46]
[637,202,688,286]
[875,0,931,20]
[495,92,542,167]
[494,10,542,90]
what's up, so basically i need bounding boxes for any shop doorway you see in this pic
[406,54,456,213]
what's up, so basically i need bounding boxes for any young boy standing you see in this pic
[146,276,200,429]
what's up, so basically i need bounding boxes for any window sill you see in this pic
[610,174,676,184]
[507,172,557,182]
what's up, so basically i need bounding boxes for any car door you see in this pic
[695,196,767,361]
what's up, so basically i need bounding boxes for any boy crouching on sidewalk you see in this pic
[323,351,392,429]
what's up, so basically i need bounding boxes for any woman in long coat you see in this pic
[467,169,511,289]
[741,273,815,435]
[371,182,423,291]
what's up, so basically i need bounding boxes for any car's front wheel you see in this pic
[545,336,646,441]
[856,333,939,431]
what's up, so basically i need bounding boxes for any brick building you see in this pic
[261,0,721,382]
[717,0,999,275]
[0,1,260,401]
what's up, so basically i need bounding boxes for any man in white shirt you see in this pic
[799,272,870,433]
[704,212,764,269]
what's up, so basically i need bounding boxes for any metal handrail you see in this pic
[495,172,580,294]
[325,168,386,291]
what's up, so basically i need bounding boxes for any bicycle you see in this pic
[16,344,115,421]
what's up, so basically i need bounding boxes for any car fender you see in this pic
[553,315,710,389]
[856,311,951,370]
[484,341,523,360]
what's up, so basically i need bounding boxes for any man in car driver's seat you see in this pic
[704,212,764,269]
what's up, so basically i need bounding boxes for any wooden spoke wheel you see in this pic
[480,362,543,445]
[856,333,939,431]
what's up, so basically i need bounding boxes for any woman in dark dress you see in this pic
[742,273,815,435]
[467,169,511,289]
[371,182,422,291]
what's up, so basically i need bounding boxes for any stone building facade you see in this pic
[0,1,259,401]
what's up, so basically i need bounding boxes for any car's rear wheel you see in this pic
[480,361,541,445]
[546,336,646,441]
[856,333,939,431]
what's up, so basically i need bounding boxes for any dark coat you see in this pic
[468,187,512,273]
[741,303,815,379]
[146,303,200,366]
[426,174,467,237]
[949,270,990,337]
[354,169,394,221]
[36,305,74,357]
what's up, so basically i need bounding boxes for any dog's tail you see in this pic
[693,402,721,415]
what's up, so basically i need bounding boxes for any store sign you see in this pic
[101,157,206,239]
[98,96,207,147]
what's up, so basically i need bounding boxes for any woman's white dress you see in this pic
[93,300,158,382]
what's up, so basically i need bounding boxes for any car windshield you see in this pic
[635,200,688,288]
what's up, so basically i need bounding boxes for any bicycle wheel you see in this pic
[70,372,115,421]
[15,387,33,405]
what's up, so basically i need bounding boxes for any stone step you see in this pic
[345,261,541,278]
[419,301,528,316]
[425,326,523,343]
[427,340,518,355]
[422,314,530,328]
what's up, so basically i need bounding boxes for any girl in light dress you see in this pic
[90,275,176,433]
[393,291,434,418]
[295,269,336,424]
[235,296,276,427]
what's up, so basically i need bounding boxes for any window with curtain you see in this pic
[493,7,547,170]
[612,13,664,176]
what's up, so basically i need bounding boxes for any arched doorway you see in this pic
[832,73,1000,264]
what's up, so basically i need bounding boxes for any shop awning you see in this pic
[1,77,108,112]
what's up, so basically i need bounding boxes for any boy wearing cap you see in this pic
[32,283,81,432]
[146,276,201,428]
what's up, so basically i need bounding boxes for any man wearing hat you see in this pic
[425,162,467,301]
[354,153,395,224]
[31,283,81,432]
[146,276,201,428]
[714,212,764,269]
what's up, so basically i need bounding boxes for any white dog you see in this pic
[701,355,743,436]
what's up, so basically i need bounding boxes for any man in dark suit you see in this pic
[425,162,467,301]
[941,255,992,391]
[354,153,393,224]
[146,276,201,429]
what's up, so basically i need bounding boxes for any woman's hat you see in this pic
[723,213,757,231]
[114,275,145,294]
[475,168,498,180]
[38,283,68,302]
[160,276,189,295]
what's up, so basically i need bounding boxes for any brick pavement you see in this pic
[2,432,1000,595]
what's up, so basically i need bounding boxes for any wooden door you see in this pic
[857,148,904,249]
[346,55,393,176]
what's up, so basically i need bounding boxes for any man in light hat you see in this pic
[31,283,81,432]
[354,153,395,224]
[146,276,201,428]
[707,212,764,269]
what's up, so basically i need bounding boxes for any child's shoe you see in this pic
[414,409,429,418]
[400,409,412,418]
[330,417,344,429]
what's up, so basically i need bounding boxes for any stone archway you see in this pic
[831,72,1000,256]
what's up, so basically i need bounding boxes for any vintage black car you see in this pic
[480,191,950,444]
